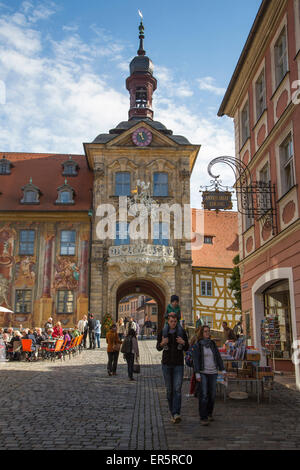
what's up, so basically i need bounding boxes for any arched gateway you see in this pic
[116,278,166,331]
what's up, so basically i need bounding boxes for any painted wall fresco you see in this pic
[54,257,80,290]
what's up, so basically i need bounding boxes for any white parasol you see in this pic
[0,306,14,313]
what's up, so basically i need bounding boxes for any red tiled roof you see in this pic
[192,209,239,269]
[0,152,93,211]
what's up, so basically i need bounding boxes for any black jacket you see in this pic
[88,318,96,331]
[192,340,225,374]
[156,328,189,366]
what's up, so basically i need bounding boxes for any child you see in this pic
[162,295,185,350]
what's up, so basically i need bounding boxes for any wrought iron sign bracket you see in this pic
[200,156,278,236]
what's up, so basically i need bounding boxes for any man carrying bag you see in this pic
[122,328,139,381]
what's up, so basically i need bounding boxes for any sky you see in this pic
[0,0,262,208]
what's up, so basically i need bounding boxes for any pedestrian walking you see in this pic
[156,313,189,424]
[88,314,96,349]
[95,319,101,348]
[125,317,136,335]
[192,325,226,426]
[143,316,152,339]
[77,315,88,348]
[187,327,201,397]
[222,321,237,343]
[122,328,139,381]
[233,317,243,339]
[106,324,122,376]
[117,318,125,340]
[162,295,185,350]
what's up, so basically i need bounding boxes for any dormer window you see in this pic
[135,87,147,108]
[56,180,75,205]
[62,156,79,177]
[21,178,41,205]
[0,156,13,175]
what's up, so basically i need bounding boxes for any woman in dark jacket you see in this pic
[192,325,226,425]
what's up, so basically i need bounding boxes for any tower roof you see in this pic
[129,19,154,76]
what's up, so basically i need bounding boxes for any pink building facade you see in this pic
[219,0,300,389]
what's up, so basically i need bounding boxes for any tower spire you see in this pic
[126,12,157,120]
[137,18,145,56]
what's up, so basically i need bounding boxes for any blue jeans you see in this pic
[162,365,184,416]
[197,373,218,420]
[95,333,101,348]
[124,352,134,379]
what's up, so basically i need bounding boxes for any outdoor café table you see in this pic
[41,339,57,349]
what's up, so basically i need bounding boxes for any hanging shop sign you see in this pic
[202,191,233,210]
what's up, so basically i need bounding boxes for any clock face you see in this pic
[132,127,152,147]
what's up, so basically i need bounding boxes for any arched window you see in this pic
[135,87,147,108]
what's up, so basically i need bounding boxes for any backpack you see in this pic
[121,336,132,354]
[185,346,194,368]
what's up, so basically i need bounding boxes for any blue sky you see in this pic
[0,0,262,207]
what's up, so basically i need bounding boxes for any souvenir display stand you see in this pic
[261,317,281,373]
[218,337,274,403]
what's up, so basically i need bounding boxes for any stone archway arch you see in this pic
[114,276,170,331]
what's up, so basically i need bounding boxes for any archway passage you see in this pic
[116,279,166,331]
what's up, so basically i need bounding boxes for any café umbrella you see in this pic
[0,306,13,313]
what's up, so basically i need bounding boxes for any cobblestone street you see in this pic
[0,340,299,450]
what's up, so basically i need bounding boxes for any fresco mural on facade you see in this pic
[54,257,80,290]
[14,256,36,287]
[0,224,16,308]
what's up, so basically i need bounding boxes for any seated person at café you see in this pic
[52,322,63,338]
[63,329,72,347]
[2,329,10,344]
[9,331,23,360]
[72,326,80,337]
[46,328,54,339]
[21,329,29,339]
[34,328,47,345]
[6,327,14,341]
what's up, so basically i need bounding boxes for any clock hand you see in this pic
[139,132,145,141]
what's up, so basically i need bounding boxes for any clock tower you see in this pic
[84,20,200,329]
[126,20,157,121]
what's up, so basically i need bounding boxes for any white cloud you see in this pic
[0,1,235,208]
[62,25,79,33]
[197,76,226,96]
[156,65,193,99]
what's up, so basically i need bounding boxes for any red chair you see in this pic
[21,339,33,361]
[59,338,69,361]
[65,337,77,359]
[53,339,64,361]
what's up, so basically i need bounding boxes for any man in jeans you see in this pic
[88,314,96,349]
[156,314,189,424]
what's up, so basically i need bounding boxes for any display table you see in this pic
[218,358,273,404]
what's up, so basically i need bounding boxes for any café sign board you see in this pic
[202,191,232,211]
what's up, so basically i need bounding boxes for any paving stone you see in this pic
[0,340,299,450]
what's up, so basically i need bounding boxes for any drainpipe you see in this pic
[87,188,93,313]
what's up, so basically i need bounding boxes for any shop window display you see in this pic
[263,281,292,359]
